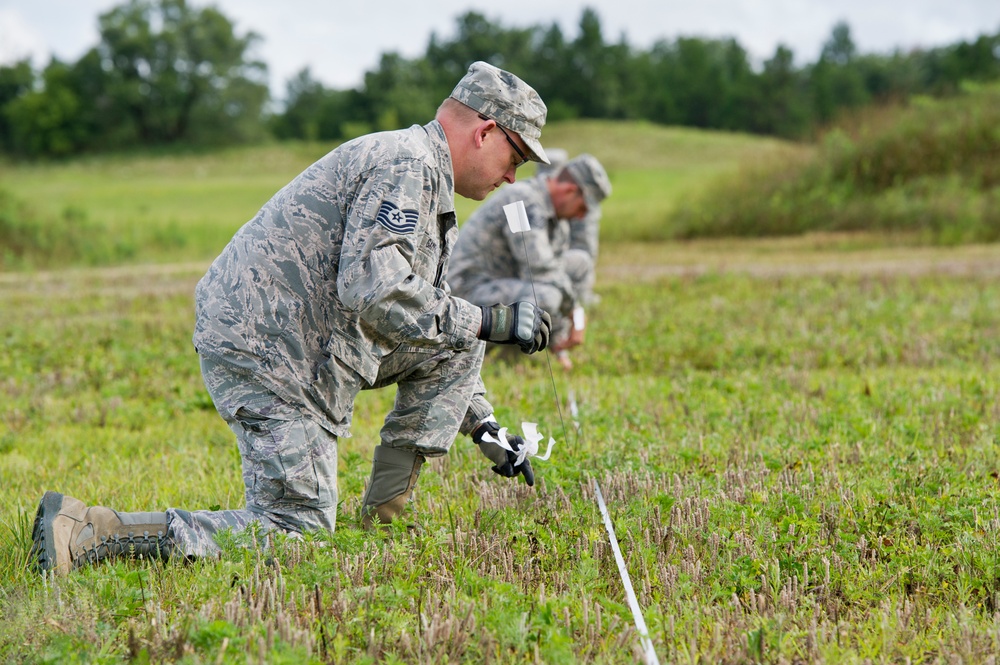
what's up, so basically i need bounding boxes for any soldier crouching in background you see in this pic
[448,153,611,371]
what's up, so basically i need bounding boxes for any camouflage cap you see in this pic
[450,61,550,164]
[536,147,568,176]
[561,153,611,211]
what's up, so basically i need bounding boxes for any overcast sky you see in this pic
[2,0,999,99]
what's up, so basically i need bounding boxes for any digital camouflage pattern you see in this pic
[449,61,549,164]
[166,356,337,557]
[566,206,601,305]
[32,61,553,569]
[519,150,605,307]
[175,121,499,556]
[193,120,491,438]
[562,153,612,211]
[448,176,584,343]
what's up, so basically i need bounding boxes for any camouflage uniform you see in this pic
[450,177,577,342]
[538,149,602,306]
[30,61,550,571]
[450,152,611,345]
[565,205,602,306]
[171,121,495,556]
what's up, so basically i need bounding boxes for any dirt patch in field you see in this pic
[2,238,1000,301]
[0,262,209,300]
[599,239,1000,283]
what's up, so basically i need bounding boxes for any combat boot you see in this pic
[31,491,173,575]
[359,445,425,529]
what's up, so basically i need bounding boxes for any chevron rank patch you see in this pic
[376,200,419,234]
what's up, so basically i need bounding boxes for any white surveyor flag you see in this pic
[503,200,531,233]
[480,422,555,466]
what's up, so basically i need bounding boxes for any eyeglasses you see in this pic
[480,114,528,168]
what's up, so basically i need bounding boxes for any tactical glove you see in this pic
[472,421,535,486]
[478,302,552,354]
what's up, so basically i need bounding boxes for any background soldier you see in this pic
[31,61,553,575]
[537,149,604,308]
[448,153,611,370]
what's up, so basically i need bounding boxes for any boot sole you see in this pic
[30,491,64,574]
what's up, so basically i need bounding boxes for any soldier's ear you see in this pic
[474,117,495,148]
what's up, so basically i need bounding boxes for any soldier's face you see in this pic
[553,183,588,220]
[457,121,525,200]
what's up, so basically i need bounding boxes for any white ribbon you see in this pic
[481,421,555,465]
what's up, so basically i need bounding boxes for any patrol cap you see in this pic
[536,147,568,176]
[561,153,611,211]
[450,61,550,165]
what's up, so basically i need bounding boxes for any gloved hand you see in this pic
[478,302,551,354]
[472,421,535,486]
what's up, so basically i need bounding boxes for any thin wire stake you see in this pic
[518,232,571,445]
[594,479,661,665]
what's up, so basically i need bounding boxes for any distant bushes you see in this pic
[0,189,136,269]
[672,82,1000,244]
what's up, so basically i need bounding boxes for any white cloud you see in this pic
[0,8,47,66]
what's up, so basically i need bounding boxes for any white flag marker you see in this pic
[481,421,555,464]
[502,200,531,233]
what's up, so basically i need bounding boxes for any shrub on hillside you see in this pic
[0,188,135,269]
[672,82,1000,243]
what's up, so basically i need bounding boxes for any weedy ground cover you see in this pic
[1,241,999,663]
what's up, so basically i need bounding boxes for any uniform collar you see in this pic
[424,120,455,215]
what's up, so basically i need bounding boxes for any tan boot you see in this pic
[359,446,425,529]
[30,491,173,575]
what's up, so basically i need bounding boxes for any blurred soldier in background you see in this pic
[449,152,611,370]
[537,149,604,308]
[31,61,553,575]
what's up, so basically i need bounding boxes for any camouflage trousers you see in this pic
[562,248,596,307]
[167,345,485,558]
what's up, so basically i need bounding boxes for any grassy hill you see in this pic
[3,82,998,271]
[0,120,796,270]
[672,83,1000,244]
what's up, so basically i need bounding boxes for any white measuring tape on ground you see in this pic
[500,199,656,661]
[593,480,661,665]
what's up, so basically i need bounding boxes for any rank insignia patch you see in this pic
[376,200,419,234]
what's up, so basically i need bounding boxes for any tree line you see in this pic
[1,0,998,158]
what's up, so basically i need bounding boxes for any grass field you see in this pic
[1,123,999,663]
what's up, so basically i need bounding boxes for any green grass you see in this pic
[0,143,337,268]
[672,83,1000,243]
[2,244,1000,662]
[2,120,1000,662]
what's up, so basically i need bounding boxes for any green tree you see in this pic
[360,53,440,132]
[647,37,755,129]
[272,68,367,141]
[0,59,35,152]
[809,22,869,123]
[95,0,268,146]
[426,11,539,82]
[754,45,811,138]
[4,60,90,157]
